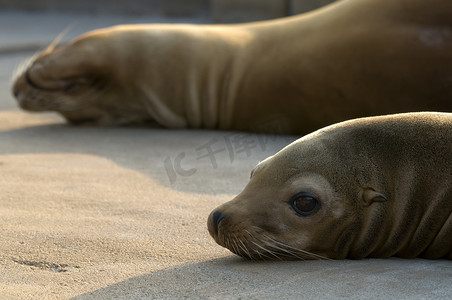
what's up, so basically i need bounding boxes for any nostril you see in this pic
[212,210,226,235]
[12,88,19,98]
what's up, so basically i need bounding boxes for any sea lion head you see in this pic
[207,118,394,260]
[11,28,168,126]
[12,36,111,124]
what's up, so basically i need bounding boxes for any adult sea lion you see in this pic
[12,0,452,134]
[207,112,452,260]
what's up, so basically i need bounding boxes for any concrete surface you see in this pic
[0,12,451,300]
[0,0,338,22]
[0,0,209,17]
[0,12,207,55]
[211,0,288,23]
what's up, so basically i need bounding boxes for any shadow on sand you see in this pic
[1,117,297,195]
[71,257,452,299]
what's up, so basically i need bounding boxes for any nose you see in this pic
[207,210,226,237]
[212,211,226,232]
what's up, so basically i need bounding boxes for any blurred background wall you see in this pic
[0,0,337,22]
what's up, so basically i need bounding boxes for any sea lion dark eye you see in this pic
[290,193,320,216]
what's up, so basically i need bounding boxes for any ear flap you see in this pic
[361,188,388,206]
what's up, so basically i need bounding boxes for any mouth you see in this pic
[207,210,309,260]
[212,225,328,261]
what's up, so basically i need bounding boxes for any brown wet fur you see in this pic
[207,112,452,260]
[11,0,452,134]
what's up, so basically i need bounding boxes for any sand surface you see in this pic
[0,12,451,300]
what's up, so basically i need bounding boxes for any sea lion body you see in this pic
[207,112,452,260]
[12,0,452,134]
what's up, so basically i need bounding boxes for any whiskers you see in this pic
[220,226,330,261]
[43,24,74,55]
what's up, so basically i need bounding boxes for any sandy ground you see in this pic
[0,12,451,300]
